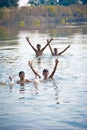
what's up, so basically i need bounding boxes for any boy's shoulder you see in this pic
[25,79,31,82]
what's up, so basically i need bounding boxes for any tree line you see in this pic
[0,0,18,8]
[0,0,87,8]
[29,0,87,6]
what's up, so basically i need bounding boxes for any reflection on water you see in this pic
[0,25,87,130]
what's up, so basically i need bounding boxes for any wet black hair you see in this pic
[43,69,49,73]
[19,71,25,76]
[37,44,41,47]
[54,48,57,51]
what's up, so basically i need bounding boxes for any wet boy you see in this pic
[28,58,59,80]
[9,71,31,86]
[26,36,53,56]
[48,38,70,56]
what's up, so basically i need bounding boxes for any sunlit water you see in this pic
[0,25,87,130]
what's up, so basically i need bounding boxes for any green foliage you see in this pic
[19,21,25,27]
[40,0,45,4]
[0,0,18,8]
[0,26,8,39]
[49,28,56,36]
[28,0,87,6]
[0,5,87,27]
[0,8,9,19]
[29,0,59,5]
[61,18,66,24]
[81,0,87,4]
[46,6,56,17]
[34,20,41,26]
[76,9,85,17]
[59,0,78,6]
[0,8,5,18]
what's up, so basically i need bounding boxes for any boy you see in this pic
[28,58,59,80]
[48,39,70,56]
[26,36,53,56]
[9,71,31,86]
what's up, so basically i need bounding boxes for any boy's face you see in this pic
[43,71,49,78]
[54,48,58,54]
[19,73,25,80]
[37,44,41,50]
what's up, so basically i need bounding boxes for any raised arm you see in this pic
[28,61,41,78]
[49,58,59,79]
[9,76,12,81]
[48,43,54,55]
[58,45,71,55]
[42,38,53,51]
[26,36,36,51]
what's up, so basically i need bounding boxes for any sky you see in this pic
[18,0,29,7]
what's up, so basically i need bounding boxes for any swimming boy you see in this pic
[9,71,31,86]
[28,58,59,80]
[26,36,53,56]
[48,39,71,56]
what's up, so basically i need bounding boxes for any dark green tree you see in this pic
[59,0,78,6]
[81,0,87,4]
[29,0,40,5]
[28,0,58,5]
[0,0,19,8]
[40,0,45,4]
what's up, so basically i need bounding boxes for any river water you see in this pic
[0,25,87,130]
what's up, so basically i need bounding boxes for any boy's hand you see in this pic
[47,39,49,43]
[47,38,53,43]
[50,38,53,41]
[9,76,12,81]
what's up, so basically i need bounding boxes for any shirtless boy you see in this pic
[9,71,31,86]
[48,39,70,56]
[26,36,53,56]
[28,58,59,80]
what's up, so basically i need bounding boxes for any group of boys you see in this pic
[8,37,70,86]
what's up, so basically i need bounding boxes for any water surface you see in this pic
[0,25,87,130]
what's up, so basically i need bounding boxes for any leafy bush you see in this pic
[19,21,25,27]
[34,20,41,26]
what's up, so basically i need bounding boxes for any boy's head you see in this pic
[54,48,58,54]
[37,44,41,50]
[42,69,49,79]
[19,71,25,79]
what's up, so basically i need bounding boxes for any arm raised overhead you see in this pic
[26,36,36,51]
[42,38,53,51]
[28,61,41,79]
[49,58,59,79]
[58,45,71,55]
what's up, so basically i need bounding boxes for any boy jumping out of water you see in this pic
[48,38,71,56]
[28,58,59,80]
[9,71,31,86]
[26,36,53,57]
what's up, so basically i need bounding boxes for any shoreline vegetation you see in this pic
[0,5,87,40]
[0,5,87,29]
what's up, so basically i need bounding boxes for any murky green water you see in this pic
[0,25,87,130]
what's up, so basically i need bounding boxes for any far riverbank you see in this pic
[0,5,87,28]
